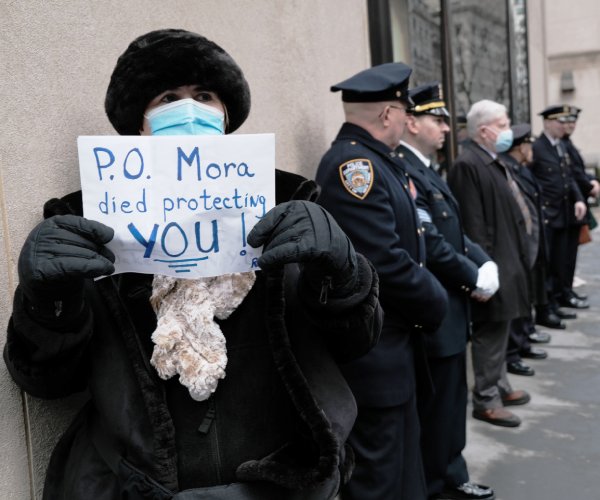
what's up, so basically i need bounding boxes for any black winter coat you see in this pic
[399,144,490,358]
[4,170,382,500]
[447,140,530,322]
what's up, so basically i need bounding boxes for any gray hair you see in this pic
[466,99,508,138]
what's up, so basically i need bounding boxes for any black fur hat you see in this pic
[105,29,250,135]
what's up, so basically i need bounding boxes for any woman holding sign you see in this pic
[4,29,382,500]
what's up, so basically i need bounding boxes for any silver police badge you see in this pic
[339,159,374,200]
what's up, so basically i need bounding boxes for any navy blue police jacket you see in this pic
[316,123,448,407]
[398,144,490,359]
[531,133,584,229]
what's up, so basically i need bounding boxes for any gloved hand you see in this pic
[247,201,357,301]
[18,215,115,318]
[472,260,499,300]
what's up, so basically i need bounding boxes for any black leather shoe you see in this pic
[529,330,551,343]
[558,295,590,309]
[521,347,548,359]
[571,290,588,301]
[437,482,495,499]
[507,360,535,376]
[535,312,566,329]
[555,308,577,319]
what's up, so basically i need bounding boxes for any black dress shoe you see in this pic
[555,308,577,319]
[535,312,566,329]
[520,347,548,359]
[529,330,551,343]
[507,360,535,376]
[437,482,495,499]
[558,295,589,309]
[571,290,588,301]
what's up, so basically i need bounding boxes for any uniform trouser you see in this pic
[506,316,532,363]
[545,225,569,304]
[341,394,427,500]
[471,320,513,410]
[565,223,582,295]
[417,352,469,498]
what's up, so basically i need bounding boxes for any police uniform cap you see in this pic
[331,62,413,104]
[558,105,582,123]
[510,123,533,147]
[538,104,570,120]
[408,81,449,117]
[105,29,250,135]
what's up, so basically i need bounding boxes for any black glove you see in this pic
[18,215,115,319]
[247,201,357,302]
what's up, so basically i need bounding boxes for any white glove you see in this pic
[474,261,499,297]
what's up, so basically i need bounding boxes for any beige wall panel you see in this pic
[545,0,600,56]
[1,0,370,497]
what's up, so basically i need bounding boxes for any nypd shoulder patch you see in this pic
[338,159,374,200]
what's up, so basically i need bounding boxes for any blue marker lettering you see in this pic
[128,222,159,258]
[177,147,201,181]
[93,147,115,181]
[123,148,144,179]
[161,222,188,257]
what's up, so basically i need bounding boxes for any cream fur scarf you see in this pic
[149,272,256,401]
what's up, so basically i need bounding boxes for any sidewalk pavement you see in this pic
[464,225,600,499]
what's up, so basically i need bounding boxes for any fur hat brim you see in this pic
[105,29,250,135]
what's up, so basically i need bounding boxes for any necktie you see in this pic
[500,161,533,236]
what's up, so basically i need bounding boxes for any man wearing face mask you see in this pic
[4,29,383,500]
[447,100,531,428]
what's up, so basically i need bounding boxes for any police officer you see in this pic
[560,106,598,305]
[531,106,587,321]
[398,82,496,500]
[316,64,448,500]
[500,124,550,378]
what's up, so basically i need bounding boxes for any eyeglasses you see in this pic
[379,104,407,118]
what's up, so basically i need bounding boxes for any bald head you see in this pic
[343,100,408,149]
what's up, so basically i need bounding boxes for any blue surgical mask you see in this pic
[146,98,225,136]
[494,129,514,153]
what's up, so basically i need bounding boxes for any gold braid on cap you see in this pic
[413,101,446,113]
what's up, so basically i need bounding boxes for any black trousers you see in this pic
[417,351,469,498]
[545,225,569,304]
[341,394,426,500]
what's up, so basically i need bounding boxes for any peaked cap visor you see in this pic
[105,29,250,135]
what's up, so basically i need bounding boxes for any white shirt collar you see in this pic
[544,131,560,146]
[476,142,497,160]
[400,141,431,167]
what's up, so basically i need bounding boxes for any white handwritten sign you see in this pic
[77,134,275,278]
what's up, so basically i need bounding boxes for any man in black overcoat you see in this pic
[316,64,448,500]
[447,99,531,428]
[398,82,496,500]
